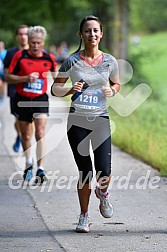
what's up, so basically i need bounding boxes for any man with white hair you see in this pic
[6,26,57,184]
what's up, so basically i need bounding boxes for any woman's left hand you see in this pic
[102,86,115,97]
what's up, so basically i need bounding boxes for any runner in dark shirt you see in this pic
[4,25,29,152]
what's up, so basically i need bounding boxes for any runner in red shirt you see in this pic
[6,25,57,184]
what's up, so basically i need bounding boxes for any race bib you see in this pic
[73,89,103,110]
[23,79,44,94]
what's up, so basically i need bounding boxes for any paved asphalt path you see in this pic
[0,94,167,252]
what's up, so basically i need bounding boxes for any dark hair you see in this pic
[79,15,102,33]
[74,15,103,53]
[15,24,28,35]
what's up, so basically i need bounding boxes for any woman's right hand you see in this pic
[72,81,85,93]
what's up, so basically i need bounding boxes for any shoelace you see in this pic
[101,193,111,208]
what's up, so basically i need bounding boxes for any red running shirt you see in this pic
[8,49,57,98]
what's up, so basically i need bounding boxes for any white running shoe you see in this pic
[76,212,90,233]
[95,186,114,218]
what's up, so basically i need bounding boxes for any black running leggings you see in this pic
[67,115,112,183]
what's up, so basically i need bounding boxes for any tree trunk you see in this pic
[113,0,129,60]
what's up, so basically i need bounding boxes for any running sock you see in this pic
[37,166,44,171]
[26,157,33,168]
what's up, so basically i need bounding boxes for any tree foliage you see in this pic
[47,0,93,46]
[0,0,115,50]
[0,0,51,46]
[0,0,166,51]
[130,0,167,33]
[0,0,51,27]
